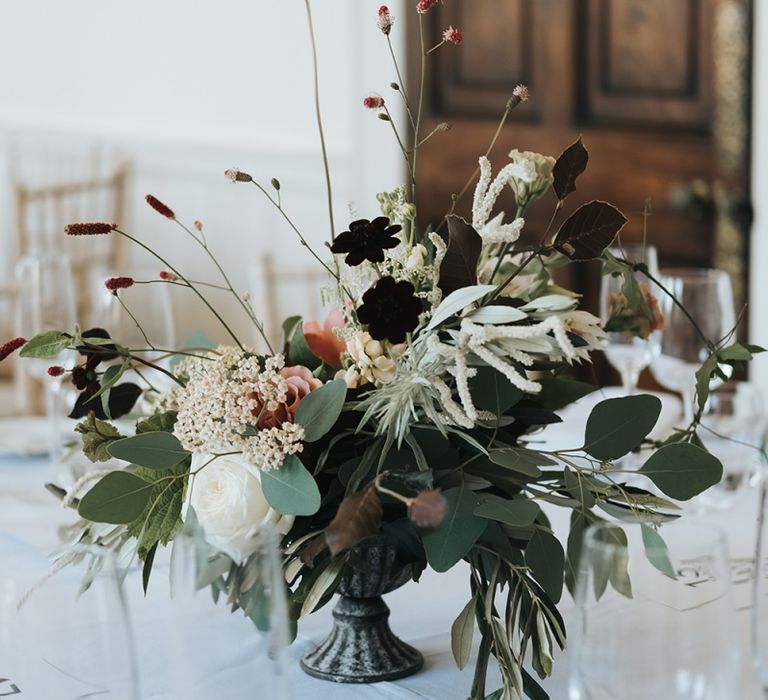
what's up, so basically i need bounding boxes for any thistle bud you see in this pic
[390,82,400,91]
[270,177,281,191]
[363,95,385,110]
[442,26,463,45]
[416,0,440,14]
[378,112,391,122]
[508,84,530,108]
[224,168,253,183]
[47,366,65,377]
[0,337,25,363]
[105,276,135,293]
[64,222,116,236]
[193,220,203,232]
[159,270,178,282]
[377,6,394,34]
[145,195,175,219]
[436,122,451,132]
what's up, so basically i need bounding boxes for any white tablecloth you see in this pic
[0,391,764,699]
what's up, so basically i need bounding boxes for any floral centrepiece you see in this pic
[8,3,764,699]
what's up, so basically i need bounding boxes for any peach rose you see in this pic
[303,309,346,368]
[255,365,322,429]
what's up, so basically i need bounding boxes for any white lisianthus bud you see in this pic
[508,149,556,208]
[188,453,294,564]
[405,243,428,271]
[335,366,361,389]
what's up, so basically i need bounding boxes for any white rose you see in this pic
[188,453,294,564]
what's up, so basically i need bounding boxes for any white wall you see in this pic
[751,0,768,393]
[0,0,407,345]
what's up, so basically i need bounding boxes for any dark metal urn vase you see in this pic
[300,535,424,683]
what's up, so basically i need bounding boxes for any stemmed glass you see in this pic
[142,526,293,700]
[651,269,736,425]
[569,521,740,699]
[0,535,140,698]
[15,251,76,469]
[599,243,661,395]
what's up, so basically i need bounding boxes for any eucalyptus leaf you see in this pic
[536,377,597,412]
[583,394,661,460]
[19,331,71,359]
[475,496,540,527]
[294,379,347,442]
[422,487,486,572]
[261,455,321,516]
[564,468,596,509]
[288,322,321,370]
[438,216,483,296]
[638,443,722,501]
[469,366,524,415]
[108,431,191,470]
[78,471,153,524]
[525,529,565,603]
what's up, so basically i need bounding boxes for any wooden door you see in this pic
[410,0,752,383]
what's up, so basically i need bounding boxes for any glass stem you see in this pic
[619,367,640,396]
[46,378,63,472]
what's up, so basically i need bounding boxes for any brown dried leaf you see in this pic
[552,136,589,201]
[408,489,449,528]
[299,535,329,567]
[324,485,383,556]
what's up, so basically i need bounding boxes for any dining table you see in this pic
[0,388,765,699]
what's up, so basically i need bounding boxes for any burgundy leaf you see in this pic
[324,485,383,556]
[408,489,448,528]
[552,137,589,201]
[553,201,627,261]
[438,216,483,297]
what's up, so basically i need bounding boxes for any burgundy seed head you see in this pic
[0,337,26,362]
[145,195,175,219]
[105,276,135,293]
[64,222,116,236]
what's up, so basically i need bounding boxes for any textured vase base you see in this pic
[300,594,424,684]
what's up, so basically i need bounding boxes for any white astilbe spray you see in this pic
[426,316,578,425]
[173,347,304,471]
[472,156,533,244]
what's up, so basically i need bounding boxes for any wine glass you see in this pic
[600,243,661,395]
[569,521,740,699]
[695,382,765,510]
[14,251,77,469]
[651,269,736,425]
[131,526,291,700]
[0,534,140,698]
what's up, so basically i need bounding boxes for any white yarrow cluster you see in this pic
[173,347,304,471]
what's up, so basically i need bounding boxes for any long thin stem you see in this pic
[382,105,413,177]
[411,14,427,216]
[114,293,153,350]
[443,102,514,226]
[304,0,335,241]
[387,35,416,131]
[114,229,244,350]
[174,219,273,353]
[249,181,354,302]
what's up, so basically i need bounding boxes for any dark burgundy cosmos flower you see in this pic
[145,194,175,219]
[0,337,25,362]
[331,217,401,266]
[356,276,422,343]
[65,222,116,236]
[69,328,142,420]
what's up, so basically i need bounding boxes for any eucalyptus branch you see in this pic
[114,229,245,351]
[304,0,336,241]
